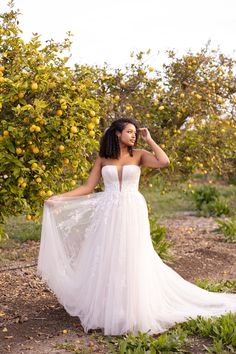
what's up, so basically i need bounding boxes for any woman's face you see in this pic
[117,123,137,146]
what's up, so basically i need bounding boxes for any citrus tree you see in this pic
[0,4,101,231]
[91,48,236,189]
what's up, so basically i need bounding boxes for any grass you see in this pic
[195,278,236,293]
[3,214,41,243]
[142,186,195,221]
[143,182,236,221]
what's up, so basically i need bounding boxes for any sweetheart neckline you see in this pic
[101,164,140,170]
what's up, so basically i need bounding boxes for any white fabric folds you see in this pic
[37,164,236,335]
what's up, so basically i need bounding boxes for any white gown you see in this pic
[37,164,236,335]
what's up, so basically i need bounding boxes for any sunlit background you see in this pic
[1,0,236,68]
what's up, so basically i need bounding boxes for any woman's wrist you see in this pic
[146,137,155,145]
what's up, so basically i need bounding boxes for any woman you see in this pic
[37,117,236,336]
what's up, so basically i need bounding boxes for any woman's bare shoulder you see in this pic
[133,148,145,156]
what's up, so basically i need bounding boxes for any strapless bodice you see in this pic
[101,165,141,193]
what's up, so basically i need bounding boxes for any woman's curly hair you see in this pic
[99,117,140,159]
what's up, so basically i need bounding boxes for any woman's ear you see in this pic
[116,131,121,139]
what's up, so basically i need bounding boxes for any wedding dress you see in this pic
[37,164,236,335]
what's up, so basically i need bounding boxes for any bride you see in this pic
[37,117,236,336]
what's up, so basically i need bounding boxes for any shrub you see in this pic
[108,327,187,354]
[212,217,236,243]
[195,278,236,293]
[191,186,230,217]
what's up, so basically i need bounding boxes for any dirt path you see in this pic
[0,214,236,354]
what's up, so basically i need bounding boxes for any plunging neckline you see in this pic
[101,164,140,192]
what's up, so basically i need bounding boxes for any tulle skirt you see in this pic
[37,190,236,335]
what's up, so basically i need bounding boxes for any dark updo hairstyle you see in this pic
[99,117,139,159]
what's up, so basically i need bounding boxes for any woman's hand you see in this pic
[45,195,62,206]
[138,127,153,144]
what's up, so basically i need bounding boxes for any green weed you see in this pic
[212,217,236,243]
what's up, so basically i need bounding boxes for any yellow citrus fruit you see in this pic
[70,126,78,133]
[18,177,24,185]
[114,95,120,101]
[89,110,96,117]
[185,156,191,161]
[148,67,154,72]
[31,82,38,91]
[89,130,95,137]
[3,130,9,137]
[70,180,76,186]
[158,106,165,111]
[63,158,69,164]
[26,214,32,221]
[35,126,41,132]
[58,145,65,152]
[32,146,39,154]
[21,182,27,188]
[125,105,133,111]
[31,162,38,169]
[18,92,25,99]
[92,117,100,124]
[87,122,95,130]
[29,125,36,132]
[56,109,63,117]
[16,148,23,155]
[46,190,53,197]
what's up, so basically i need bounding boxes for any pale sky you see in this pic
[1,0,236,69]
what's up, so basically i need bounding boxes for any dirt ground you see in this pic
[0,213,236,354]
